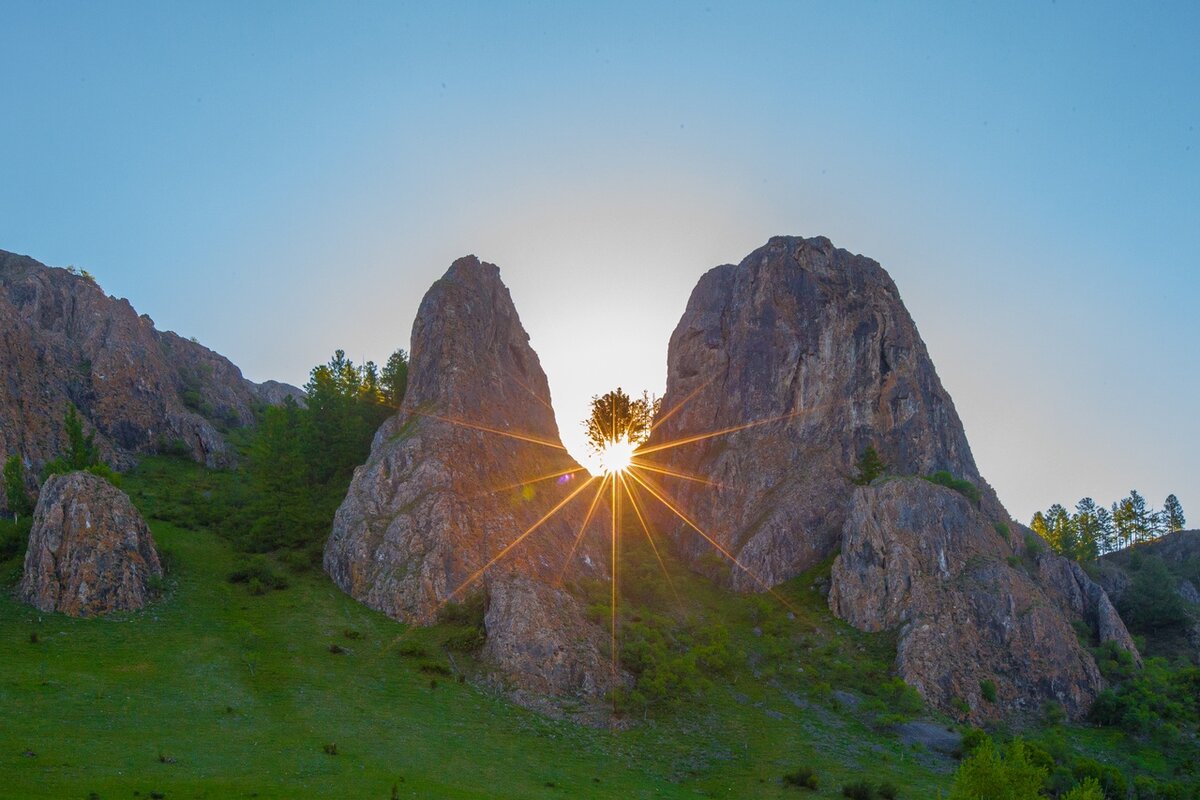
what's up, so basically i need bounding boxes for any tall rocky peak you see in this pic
[325,256,612,701]
[0,249,300,500]
[651,235,1137,720]
[648,235,998,589]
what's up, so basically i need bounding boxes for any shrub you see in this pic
[322,742,338,755]
[1024,533,1044,558]
[959,728,989,758]
[980,679,998,703]
[1006,555,1021,568]
[842,781,875,800]
[948,739,1046,800]
[994,522,1011,540]
[1063,778,1106,800]
[396,641,428,659]
[783,766,818,789]
[228,558,289,592]
[878,782,899,800]
[951,696,971,716]
[923,471,982,505]
[418,663,451,676]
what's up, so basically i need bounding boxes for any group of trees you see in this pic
[1031,491,1187,562]
[4,405,117,520]
[234,349,406,562]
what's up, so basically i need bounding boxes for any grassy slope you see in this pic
[0,456,1181,798]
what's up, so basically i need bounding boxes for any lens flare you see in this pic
[596,436,635,475]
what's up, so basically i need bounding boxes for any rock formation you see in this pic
[646,235,1001,590]
[831,479,1136,721]
[325,256,612,700]
[649,235,1137,719]
[17,471,162,616]
[0,249,300,508]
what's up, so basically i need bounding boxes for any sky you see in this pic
[1,1,1196,522]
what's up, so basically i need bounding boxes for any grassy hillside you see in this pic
[0,456,1193,798]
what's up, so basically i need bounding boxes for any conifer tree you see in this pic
[1163,494,1186,533]
[850,444,887,486]
[3,455,32,518]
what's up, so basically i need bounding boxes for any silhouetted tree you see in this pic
[1163,494,1186,533]
[584,388,658,454]
[381,348,409,406]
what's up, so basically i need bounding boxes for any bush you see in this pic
[948,739,1046,800]
[994,522,1011,540]
[923,471,982,505]
[842,781,875,800]
[783,766,818,789]
[980,679,998,703]
[228,558,289,592]
[0,516,32,561]
[1063,778,1106,800]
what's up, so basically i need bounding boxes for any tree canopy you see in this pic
[584,387,659,454]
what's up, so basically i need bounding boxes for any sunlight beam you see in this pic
[413,410,568,451]
[635,410,806,457]
[443,475,598,604]
[620,472,683,608]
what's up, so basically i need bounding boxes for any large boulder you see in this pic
[830,479,1136,721]
[17,471,162,616]
[0,248,301,505]
[325,256,612,699]
[646,235,1000,590]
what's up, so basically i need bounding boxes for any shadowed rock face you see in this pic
[651,235,1137,720]
[647,235,999,590]
[0,249,300,502]
[325,256,612,699]
[831,479,1137,722]
[18,471,162,616]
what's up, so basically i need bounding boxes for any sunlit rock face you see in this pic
[831,478,1138,722]
[648,235,1000,590]
[325,256,612,699]
[0,249,300,500]
[18,471,162,617]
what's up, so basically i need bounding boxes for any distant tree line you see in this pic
[1030,491,1187,562]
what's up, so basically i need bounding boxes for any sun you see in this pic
[596,435,635,475]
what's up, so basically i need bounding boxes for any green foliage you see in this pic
[228,557,290,593]
[4,455,33,517]
[948,739,1047,800]
[224,350,397,561]
[41,405,104,480]
[1062,778,1106,800]
[783,766,818,789]
[0,516,32,561]
[923,471,981,505]
[1088,656,1200,739]
[994,522,1011,540]
[980,678,997,704]
[851,445,887,486]
[1117,556,1191,635]
[878,782,899,800]
[380,348,409,406]
[1024,533,1045,558]
[842,780,875,799]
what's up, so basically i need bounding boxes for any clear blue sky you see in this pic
[2,1,1196,522]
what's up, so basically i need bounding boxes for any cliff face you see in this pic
[17,471,162,617]
[830,479,1137,722]
[0,249,299,500]
[325,256,613,700]
[649,235,1138,719]
[647,236,998,590]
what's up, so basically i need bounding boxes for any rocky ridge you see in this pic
[0,248,300,507]
[17,471,162,616]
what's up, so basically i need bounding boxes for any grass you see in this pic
[0,456,1191,796]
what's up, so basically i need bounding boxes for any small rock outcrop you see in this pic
[830,479,1137,722]
[325,256,612,700]
[0,249,301,508]
[647,236,1000,590]
[17,471,162,616]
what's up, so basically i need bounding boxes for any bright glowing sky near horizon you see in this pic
[1,2,1196,522]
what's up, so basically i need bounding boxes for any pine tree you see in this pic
[1094,504,1117,555]
[1163,494,1186,533]
[850,444,887,486]
[381,349,409,406]
[4,455,33,518]
[1073,498,1102,562]
[1128,490,1154,544]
